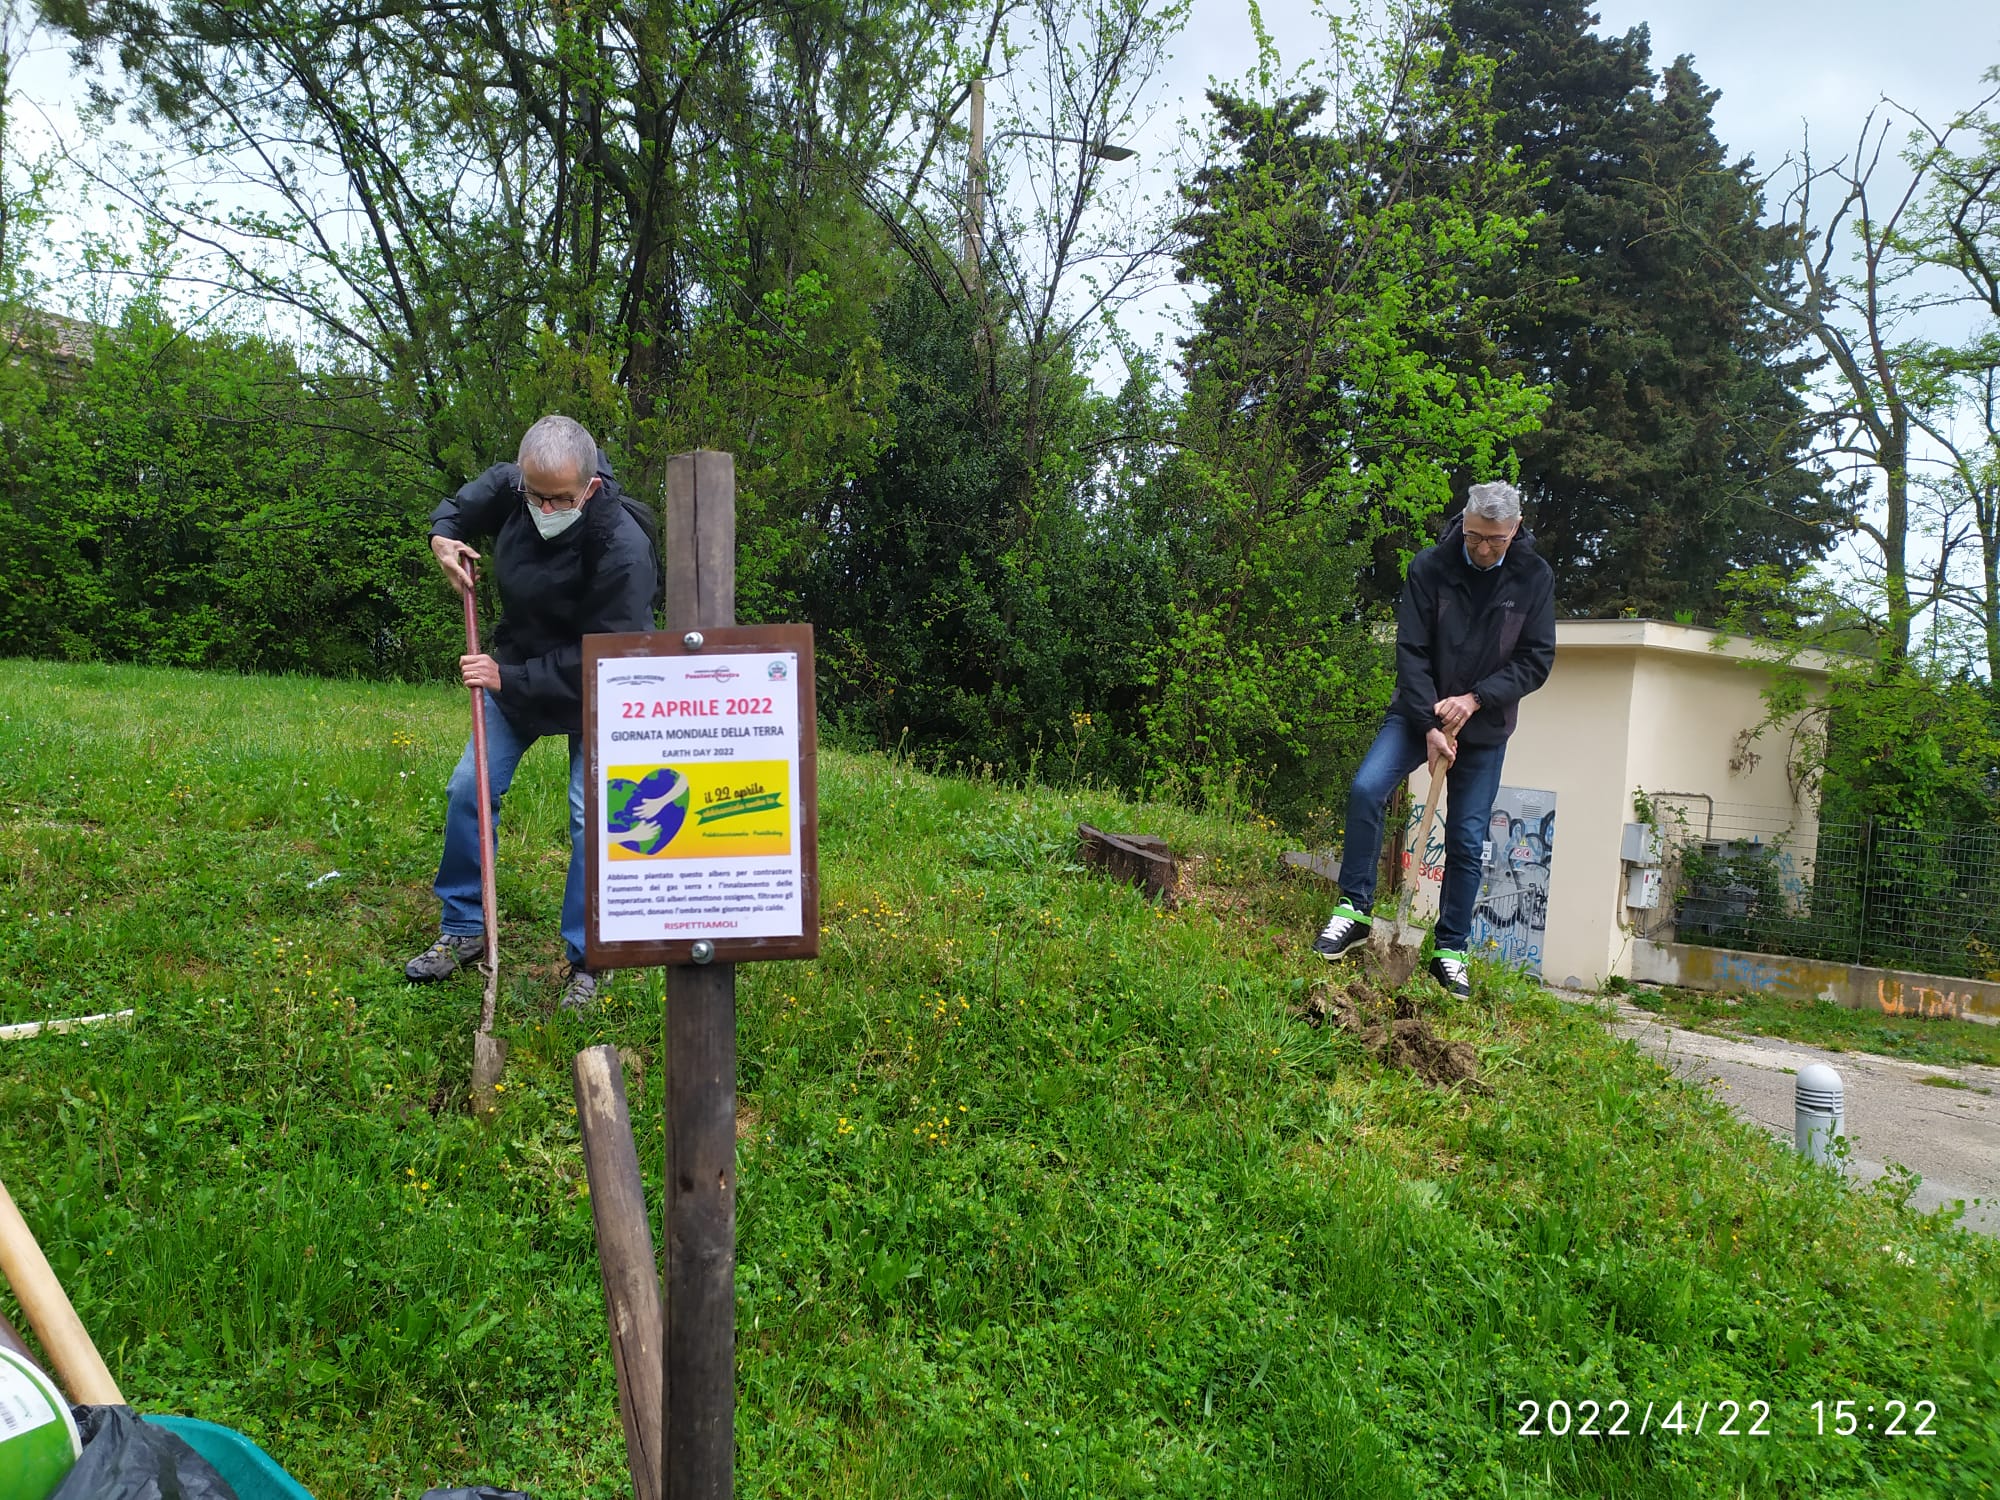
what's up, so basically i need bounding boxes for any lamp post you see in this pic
[962,78,1137,281]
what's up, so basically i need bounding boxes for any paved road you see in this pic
[1586,998,2000,1236]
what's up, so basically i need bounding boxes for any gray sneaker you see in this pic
[560,965,600,1012]
[404,932,485,982]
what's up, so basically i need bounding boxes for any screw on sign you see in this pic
[572,451,821,1500]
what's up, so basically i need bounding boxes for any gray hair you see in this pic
[517,414,599,487]
[1466,480,1522,523]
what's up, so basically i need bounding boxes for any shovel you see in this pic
[0,1175,123,1406]
[1369,731,1456,986]
[462,567,508,1117]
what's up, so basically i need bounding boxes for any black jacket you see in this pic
[1391,514,1556,746]
[430,459,659,738]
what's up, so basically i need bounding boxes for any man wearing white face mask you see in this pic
[407,414,661,1009]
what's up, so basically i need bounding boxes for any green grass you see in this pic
[1622,984,2000,1071]
[2,659,1997,1498]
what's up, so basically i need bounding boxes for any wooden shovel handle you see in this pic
[1403,734,1457,885]
[0,1176,124,1404]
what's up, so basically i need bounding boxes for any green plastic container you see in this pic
[0,1346,82,1500]
[142,1415,316,1500]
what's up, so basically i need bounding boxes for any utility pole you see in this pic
[963,76,985,289]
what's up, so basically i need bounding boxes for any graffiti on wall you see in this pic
[1470,787,1557,974]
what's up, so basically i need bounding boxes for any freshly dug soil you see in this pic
[1294,977,1484,1091]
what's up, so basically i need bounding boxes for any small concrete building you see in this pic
[1407,620,1827,988]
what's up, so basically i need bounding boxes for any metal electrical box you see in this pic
[1620,822,1664,865]
[1625,867,1663,910]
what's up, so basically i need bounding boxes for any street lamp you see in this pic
[962,78,1137,273]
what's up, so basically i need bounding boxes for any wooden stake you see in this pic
[661,450,738,1499]
[574,1045,664,1500]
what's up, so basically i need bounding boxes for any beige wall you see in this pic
[1407,622,1825,987]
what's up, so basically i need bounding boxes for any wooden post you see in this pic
[573,1045,664,1500]
[661,450,738,1499]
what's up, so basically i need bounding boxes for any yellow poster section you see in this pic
[607,760,791,860]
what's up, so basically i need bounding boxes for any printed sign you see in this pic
[584,627,819,965]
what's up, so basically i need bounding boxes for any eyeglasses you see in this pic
[1465,527,1515,549]
[524,481,590,512]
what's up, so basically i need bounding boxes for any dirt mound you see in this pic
[1294,978,1484,1091]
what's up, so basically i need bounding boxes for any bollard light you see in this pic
[1795,1062,1844,1163]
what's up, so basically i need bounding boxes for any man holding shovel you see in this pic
[405,415,660,1010]
[1311,481,1555,997]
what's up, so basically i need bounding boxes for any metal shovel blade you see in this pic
[471,1030,509,1118]
[470,955,506,1117]
[1370,908,1426,988]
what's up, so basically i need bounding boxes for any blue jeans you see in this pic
[1336,716,1506,953]
[434,692,587,966]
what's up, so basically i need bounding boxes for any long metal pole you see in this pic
[661,451,739,1499]
[465,570,507,1111]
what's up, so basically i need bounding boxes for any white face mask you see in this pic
[527,500,585,540]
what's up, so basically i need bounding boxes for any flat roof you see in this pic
[1556,618,1835,674]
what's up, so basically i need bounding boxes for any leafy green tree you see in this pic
[796,272,1167,782]
[38,0,966,510]
[1900,70,2000,681]
[0,285,446,677]
[1444,0,1832,622]
[1158,5,1547,825]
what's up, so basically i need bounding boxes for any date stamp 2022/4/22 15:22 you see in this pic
[1514,1397,1939,1440]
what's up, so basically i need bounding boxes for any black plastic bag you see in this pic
[53,1405,239,1500]
[420,1490,535,1500]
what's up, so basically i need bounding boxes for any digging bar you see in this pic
[463,563,508,1115]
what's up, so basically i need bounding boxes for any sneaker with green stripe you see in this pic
[1312,903,1373,960]
[1428,949,1471,999]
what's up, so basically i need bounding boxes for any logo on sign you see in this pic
[767,660,789,682]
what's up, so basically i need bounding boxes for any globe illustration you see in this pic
[606,767,689,856]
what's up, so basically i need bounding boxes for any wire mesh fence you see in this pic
[1635,796,2000,981]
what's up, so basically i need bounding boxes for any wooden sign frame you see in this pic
[582,623,819,970]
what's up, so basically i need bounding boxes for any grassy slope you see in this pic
[0,660,1995,1499]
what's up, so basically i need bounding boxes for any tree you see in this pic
[1662,88,2000,668]
[795,273,1167,779]
[1443,0,1832,622]
[0,284,445,676]
[1902,70,2000,682]
[38,0,976,498]
[1157,4,1547,824]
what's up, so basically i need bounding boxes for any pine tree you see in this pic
[1446,0,1834,620]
